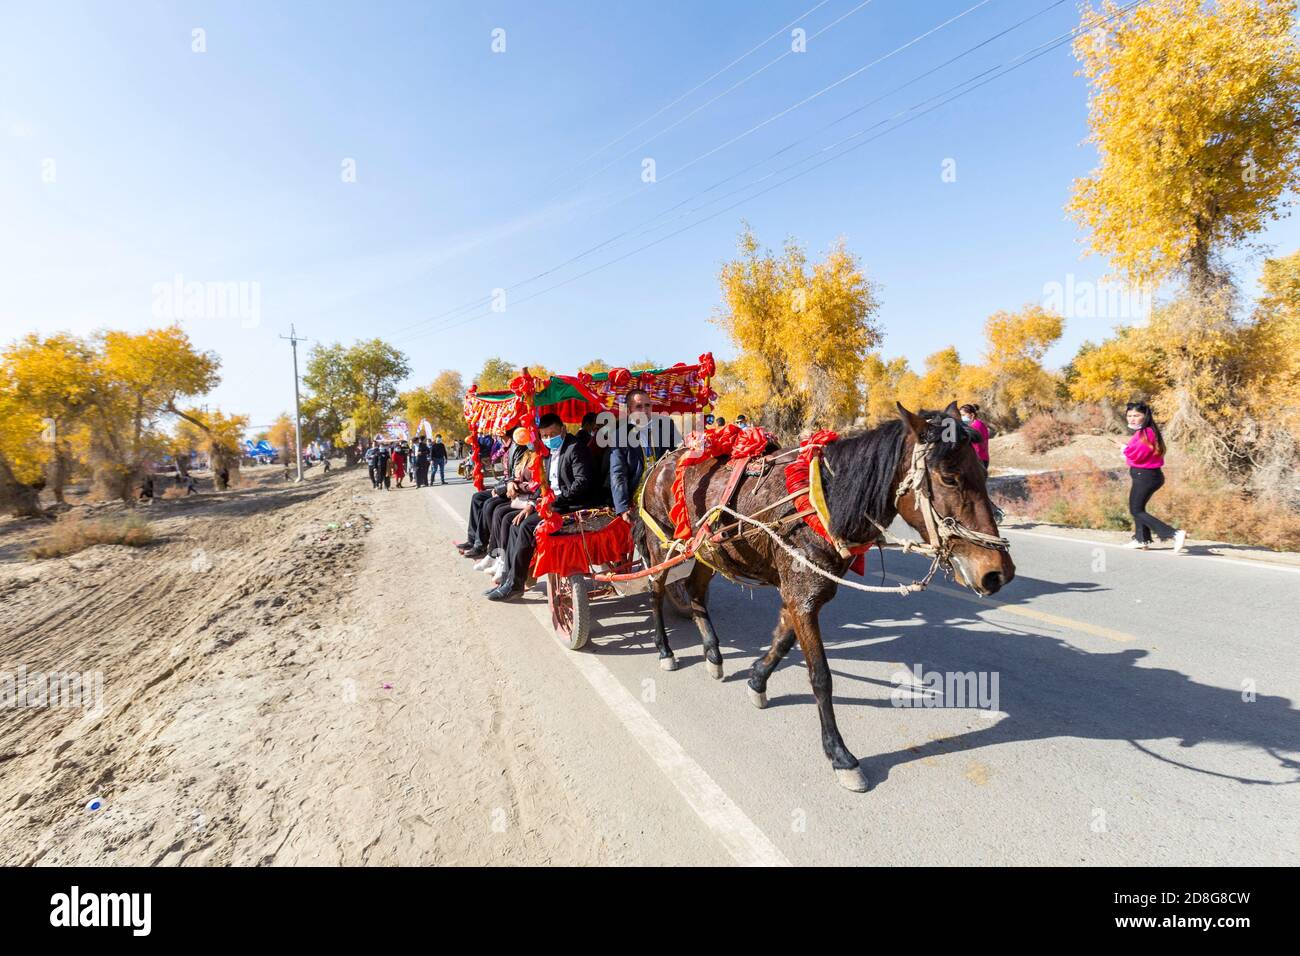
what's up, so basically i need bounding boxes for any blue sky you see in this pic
[3,0,1297,429]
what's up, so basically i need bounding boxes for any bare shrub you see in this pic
[28,513,154,559]
[1019,412,1072,455]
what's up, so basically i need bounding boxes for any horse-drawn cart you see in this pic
[462,357,717,649]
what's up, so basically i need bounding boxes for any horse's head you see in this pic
[894,401,1015,596]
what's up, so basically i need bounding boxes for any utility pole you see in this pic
[281,325,307,483]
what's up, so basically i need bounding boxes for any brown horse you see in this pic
[637,402,1015,791]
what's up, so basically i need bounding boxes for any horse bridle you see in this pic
[891,438,1010,571]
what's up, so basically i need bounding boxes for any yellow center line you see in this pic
[884,574,1137,644]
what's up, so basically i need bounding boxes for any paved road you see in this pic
[421,475,1300,866]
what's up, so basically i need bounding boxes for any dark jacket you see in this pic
[548,433,596,514]
[431,441,447,461]
[609,416,679,515]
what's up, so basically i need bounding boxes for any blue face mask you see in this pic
[543,434,564,451]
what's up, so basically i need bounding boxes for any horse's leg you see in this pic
[747,605,797,709]
[635,519,679,671]
[647,569,678,672]
[790,602,868,792]
[684,562,723,679]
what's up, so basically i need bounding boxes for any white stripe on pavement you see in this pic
[431,493,791,867]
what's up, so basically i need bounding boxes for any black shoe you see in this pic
[454,541,472,551]
[485,583,519,601]
[462,546,486,559]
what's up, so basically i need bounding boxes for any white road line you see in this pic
[430,493,791,867]
[1004,528,1300,576]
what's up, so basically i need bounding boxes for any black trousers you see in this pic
[466,489,497,545]
[482,496,515,552]
[415,460,429,486]
[1129,467,1176,543]
[488,500,532,553]
[502,513,543,591]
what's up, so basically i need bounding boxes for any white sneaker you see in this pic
[474,554,495,572]
[1122,539,1148,550]
[491,555,507,581]
[1172,530,1186,554]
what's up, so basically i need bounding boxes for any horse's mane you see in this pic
[820,411,969,544]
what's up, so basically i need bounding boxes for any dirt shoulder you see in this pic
[0,466,616,865]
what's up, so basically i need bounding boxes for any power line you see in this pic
[393,0,1078,343]
[393,0,1008,340]
[386,0,841,340]
[541,0,836,186]
[546,0,882,204]
[396,0,1149,347]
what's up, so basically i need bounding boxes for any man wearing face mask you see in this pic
[609,388,679,522]
[487,413,596,602]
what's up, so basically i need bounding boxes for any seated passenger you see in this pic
[458,428,529,556]
[609,388,680,521]
[486,413,595,602]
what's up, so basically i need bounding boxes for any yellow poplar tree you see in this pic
[1,332,96,503]
[714,225,881,437]
[979,305,1065,424]
[1070,0,1300,292]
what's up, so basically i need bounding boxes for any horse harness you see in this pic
[638,437,1010,593]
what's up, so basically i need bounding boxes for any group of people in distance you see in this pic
[364,434,449,490]
[455,387,678,602]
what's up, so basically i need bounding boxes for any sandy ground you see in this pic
[987,431,1125,475]
[0,464,614,865]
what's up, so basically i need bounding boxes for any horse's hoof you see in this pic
[659,656,679,672]
[706,660,723,680]
[835,765,870,793]
[747,687,767,709]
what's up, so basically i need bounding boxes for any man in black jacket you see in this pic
[609,388,679,519]
[413,437,431,487]
[486,414,594,601]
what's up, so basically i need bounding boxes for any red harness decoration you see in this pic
[784,430,872,576]
[669,424,772,540]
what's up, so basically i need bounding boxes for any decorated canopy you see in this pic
[461,353,717,492]
[462,375,606,439]
[580,356,717,415]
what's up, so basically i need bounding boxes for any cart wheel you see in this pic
[548,573,591,650]
[665,580,694,618]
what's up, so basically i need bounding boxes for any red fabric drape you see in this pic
[532,517,634,578]
[668,424,771,540]
[783,430,870,575]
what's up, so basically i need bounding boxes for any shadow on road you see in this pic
[585,551,1300,791]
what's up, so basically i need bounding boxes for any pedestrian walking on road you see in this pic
[431,434,448,484]
[392,443,408,487]
[1118,402,1185,553]
[413,436,430,487]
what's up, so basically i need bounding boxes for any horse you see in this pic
[636,401,1015,791]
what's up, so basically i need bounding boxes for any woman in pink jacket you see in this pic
[959,404,991,470]
[1118,402,1185,553]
